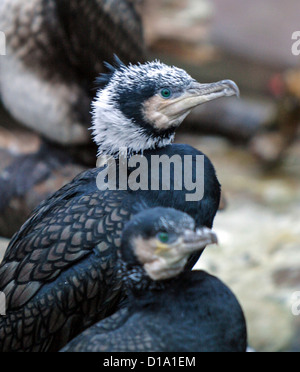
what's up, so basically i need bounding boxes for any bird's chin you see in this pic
[144,255,190,281]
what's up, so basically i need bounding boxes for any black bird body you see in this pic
[62,271,247,352]
[62,207,246,352]
[0,144,220,352]
[0,59,239,351]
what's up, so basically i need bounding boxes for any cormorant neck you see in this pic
[127,279,170,307]
[91,90,175,158]
[126,274,186,310]
[120,261,168,299]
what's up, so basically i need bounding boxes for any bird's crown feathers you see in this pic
[95,55,126,88]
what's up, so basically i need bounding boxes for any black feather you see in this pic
[112,54,126,70]
[94,55,126,89]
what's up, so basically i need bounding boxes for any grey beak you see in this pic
[183,227,218,252]
[188,80,240,99]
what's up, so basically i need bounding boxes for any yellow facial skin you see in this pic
[133,228,218,281]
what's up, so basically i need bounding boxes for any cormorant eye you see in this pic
[157,232,169,244]
[160,88,172,99]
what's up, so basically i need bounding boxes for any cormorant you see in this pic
[0,58,239,352]
[0,0,144,145]
[62,208,247,353]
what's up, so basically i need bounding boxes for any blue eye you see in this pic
[158,232,169,243]
[160,88,172,99]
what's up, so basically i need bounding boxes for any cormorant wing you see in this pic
[0,168,132,310]
[61,307,132,352]
[61,307,164,352]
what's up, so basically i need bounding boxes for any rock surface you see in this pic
[144,0,215,63]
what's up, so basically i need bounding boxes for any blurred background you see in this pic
[0,0,300,352]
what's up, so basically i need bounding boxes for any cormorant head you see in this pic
[120,207,218,287]
[92,56,239,157]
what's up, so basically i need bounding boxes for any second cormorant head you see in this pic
[120,207,218,287]
[92,56,239,156]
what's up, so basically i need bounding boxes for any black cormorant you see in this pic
[0,0,144,145]
[62,207,247,352]
[0,58,239,352]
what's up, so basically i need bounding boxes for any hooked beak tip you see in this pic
[183,228,218,249]
[220,80,240,98]
[197,228,218,246]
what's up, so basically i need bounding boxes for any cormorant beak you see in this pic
[182,227,218,253]
[159,80,240,124]
[186,79,240,104]
[142,228,218,281]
